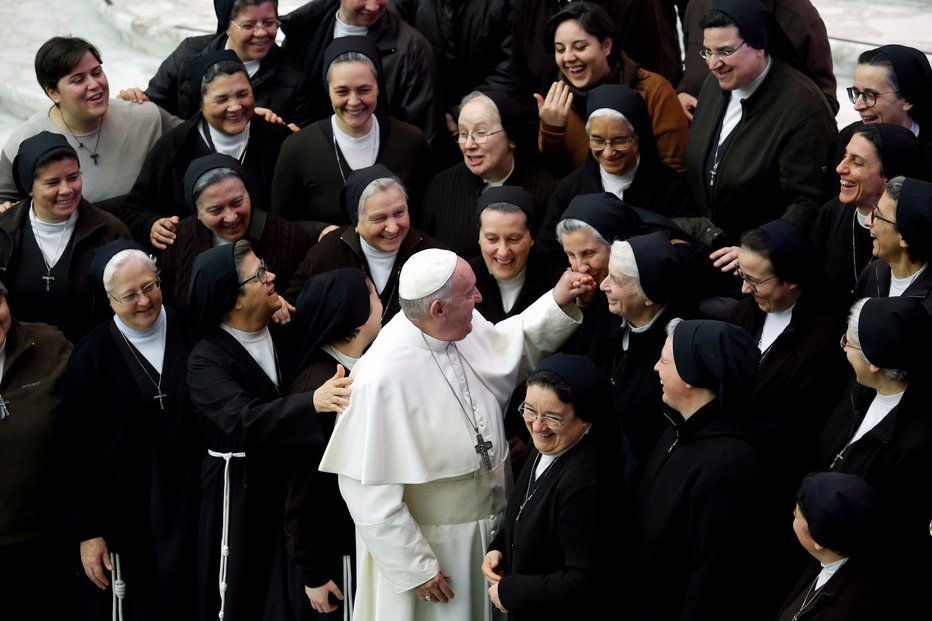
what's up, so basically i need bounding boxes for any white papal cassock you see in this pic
[319,290,581,620]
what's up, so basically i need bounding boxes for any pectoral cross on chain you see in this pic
[42,273,54,291]
[154,390,167,410]
[0,395,11,421]
[474,433,493,470]
[89,153,99,165]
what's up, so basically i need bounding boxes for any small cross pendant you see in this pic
[0,397,11,421]
[90,153,99,165]
[474,433,493,470]
[42,273,54,291]
[154,391,167,410]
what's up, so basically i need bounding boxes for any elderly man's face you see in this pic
[356,186,410,253]
[338,0,387,27]
[702,25,768,91]
[441,260,482,341]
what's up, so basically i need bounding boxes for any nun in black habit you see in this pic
[636,319,783,620]
[817,296,932,616]
[283,269,380,620]
[61,238,200,621]
[537,83,696,260]
[812,123,929,318]
[186,241,334,621]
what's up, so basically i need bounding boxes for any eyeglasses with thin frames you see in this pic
[589,135,637,151]
[870,205,897,227]
[735,267,776,292]
[518,403,575,429]
[456,128,505,144]
[846,87,899,108]
[699,39,747,61]
[238,259,269,287]
[229,19,280,34]
[110,278,161,305]
[840,333,861,351]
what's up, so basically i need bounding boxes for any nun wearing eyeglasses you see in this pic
[186,240,340,621]
[637,319,780,621]
[61,239,200,621]
[482,353,630,620]
[816,296,932,616]
[854,176,932,316]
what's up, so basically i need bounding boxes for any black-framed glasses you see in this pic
[229,19,280,34]
[238,259,269,287]
[735,268,776,292]
[870,205,897,227]
[846,87,899,108]
[699,39,747,61]
[110,278,161,305]
[840,333,861,351]
[456,128,505,144]
[518,403,575,429]
[589,135,637,151]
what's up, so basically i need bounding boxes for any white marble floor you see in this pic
[0,0,929,144]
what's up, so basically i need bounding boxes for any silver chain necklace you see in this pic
[420,332,494,470]
[29,206,71,291]
[115,325,167,410]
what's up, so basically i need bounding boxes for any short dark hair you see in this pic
[544,2,620,68]
[477,202,529,230]
[852,124,885,176]
[35,36,102,94]
[232,238,253,279]
[526,370,574,407]
[738,227,774,260]
[33,146,80,180]
[857,49,900,92]
[201,60,250,101]
[231,0,278,19]
[699,10,736,31]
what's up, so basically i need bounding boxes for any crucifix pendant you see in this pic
[474,433,493,470]
[0,397,10,421]
[42,273,54,291]
[90,153,99,165]
[154,391,167,410]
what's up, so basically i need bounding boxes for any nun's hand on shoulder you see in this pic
[313,365,353,414]
[271,295,295,325]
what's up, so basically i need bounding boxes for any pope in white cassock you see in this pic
[319,248,592,620]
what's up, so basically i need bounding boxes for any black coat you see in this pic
[815,381,932,615]
[810,198,874,320]
[420,157,558,259]
[118,114,291,248]
[0,198,129,343]
[776,557,883,621]
[62,309,200,621]
[636,401,774,621]
[187,329,326,621]
[144,33,314,127]
[270,115,431,240]
[854,258,932,318]
[489,433,630,620]
[536,153,695,259]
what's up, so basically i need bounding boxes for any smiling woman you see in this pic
[0,131,129,343]
[271,36,430,241]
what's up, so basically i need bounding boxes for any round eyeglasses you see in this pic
[840,333,861,351]
[518,403,575,429]
[869,205,897,227]
[229,19,280,34]
[846,87,899,108]
[589,135,637,151]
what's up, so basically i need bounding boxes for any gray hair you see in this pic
[665,316,684,337]
[201,60,250,101]
[103,249,158,293]
[885,175,905,204]
[585,108,635,134]
[847,298,908,381]
[192,167,244,210]
[556,218,610,247]
[358,176,407,222]
[609,240,645,298]
[399,277,456,322]
[326,51,379,84]
[459,91,501,122]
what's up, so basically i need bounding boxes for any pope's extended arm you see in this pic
[337,475,442,594]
